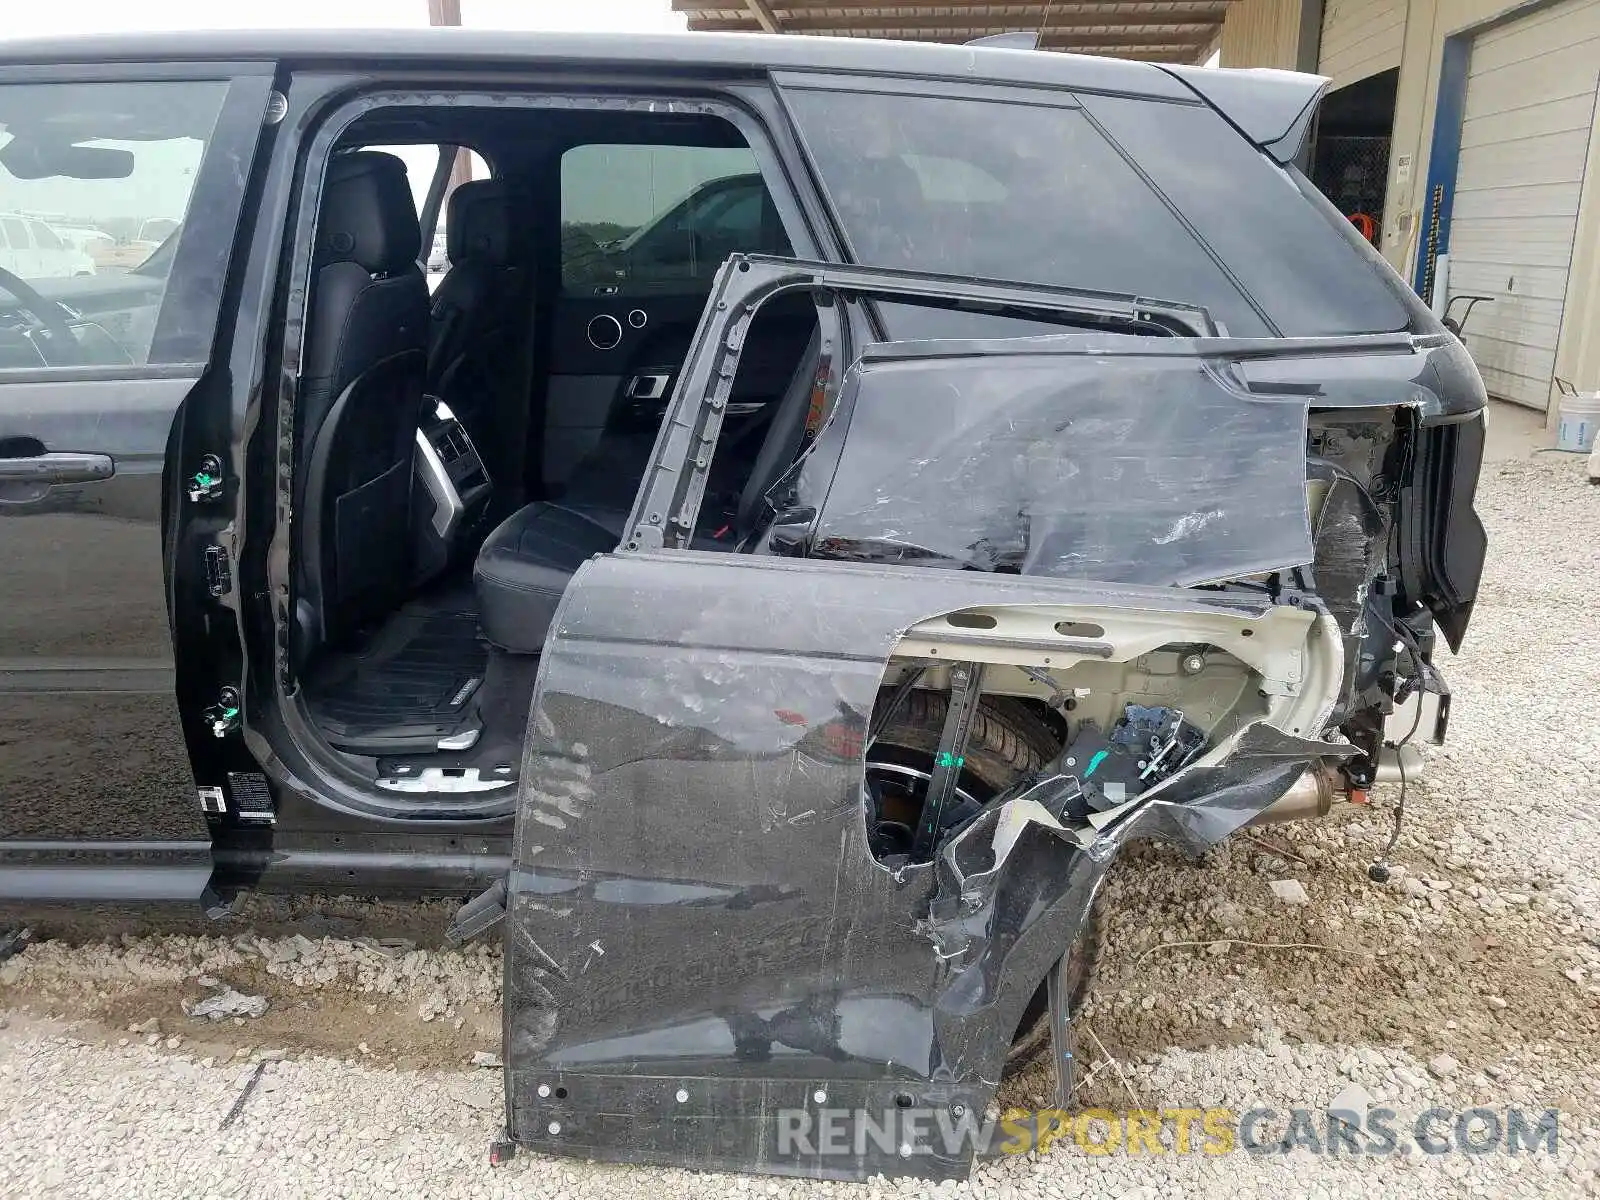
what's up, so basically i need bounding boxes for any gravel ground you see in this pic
[3,445,1599,1198]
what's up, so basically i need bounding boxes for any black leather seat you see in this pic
[428,179,530,496]
[296,150,431,656]
[474,503,619,653]
[473,333,821,654]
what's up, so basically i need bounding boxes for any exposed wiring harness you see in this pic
[1368,619,1428,881]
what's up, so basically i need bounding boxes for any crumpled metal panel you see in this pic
[810,337,1314,585]
[1081,723,1356,854]
[918,725,1352,981]
[503,553,1342,1180]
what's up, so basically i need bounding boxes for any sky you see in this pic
[0,0,689,39]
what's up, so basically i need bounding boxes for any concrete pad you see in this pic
[1482,399,1548,462]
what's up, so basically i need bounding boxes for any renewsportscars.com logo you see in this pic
[773,1105,1561,1160]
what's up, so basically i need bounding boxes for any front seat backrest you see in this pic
[297,150,431,656]
[427,179,530,504]
[428,178,524,388]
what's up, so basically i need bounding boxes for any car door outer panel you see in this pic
[0,375,214,894]
[503,554,1348,1180]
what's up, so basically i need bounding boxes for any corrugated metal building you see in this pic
[1219,0,1600,417]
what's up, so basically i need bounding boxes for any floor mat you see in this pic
[305,587,488,755]
[373,651,541,793]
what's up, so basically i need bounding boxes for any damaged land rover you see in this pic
[0,29,1484,1183]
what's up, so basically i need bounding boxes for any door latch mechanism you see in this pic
[205,686,241,738]
[187,453,225,502]
[203,544,232,597]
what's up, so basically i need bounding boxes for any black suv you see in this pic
[0,30,1485,1181]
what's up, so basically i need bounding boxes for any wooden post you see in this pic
[428,0,473,199]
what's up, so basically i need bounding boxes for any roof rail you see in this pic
[964,31,1040,49]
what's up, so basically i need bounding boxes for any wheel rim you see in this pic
[863,758,981,811]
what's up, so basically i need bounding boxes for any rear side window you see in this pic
[784,84,1412,337]
[783,86,1267,336]
[561,142,791,295]
[1079,94,1410,336]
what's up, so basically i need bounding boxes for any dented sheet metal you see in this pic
[811,336,1315,585]
[502,553,1346,1181]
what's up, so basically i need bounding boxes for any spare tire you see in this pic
[866,688,1099,1076]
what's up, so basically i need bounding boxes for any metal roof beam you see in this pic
[692,10,1225,30]
[744,26,1221,41]
[744,0,785,32]
[674,0,1226,12]
[688,17,1217,42]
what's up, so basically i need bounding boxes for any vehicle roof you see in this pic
[0,28,1195,100]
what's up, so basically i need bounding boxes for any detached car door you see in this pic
[497,253,1453,1179]
[0,66,272,901]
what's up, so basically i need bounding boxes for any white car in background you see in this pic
[86,217,181,273]
[0,211,95,277]
[50,223,117,258]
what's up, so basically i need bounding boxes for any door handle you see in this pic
[625,372,672,402]
[0,451,115,485]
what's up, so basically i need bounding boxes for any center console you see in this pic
[413,399,492,582]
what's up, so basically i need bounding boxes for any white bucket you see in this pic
[1556,388,1600,453]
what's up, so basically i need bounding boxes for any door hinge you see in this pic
[187,453,225,502]
[204,686,241,738]
[203,544,232,597]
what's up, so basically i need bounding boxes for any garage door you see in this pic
[1319,0,1407,88]
[1448,0,1600,409]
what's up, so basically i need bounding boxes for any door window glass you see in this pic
[561,143,791,294]
[0,79,229,368]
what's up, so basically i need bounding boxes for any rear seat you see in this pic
[474,332,821,653]
[474,502,619,653]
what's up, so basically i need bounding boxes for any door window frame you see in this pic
[621,256,1217,559]
[0,63,274,382]
[260,81,826,821]
[275,86,822,410]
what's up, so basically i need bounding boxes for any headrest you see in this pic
[315,151,420,274]
[446,179,519,267]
